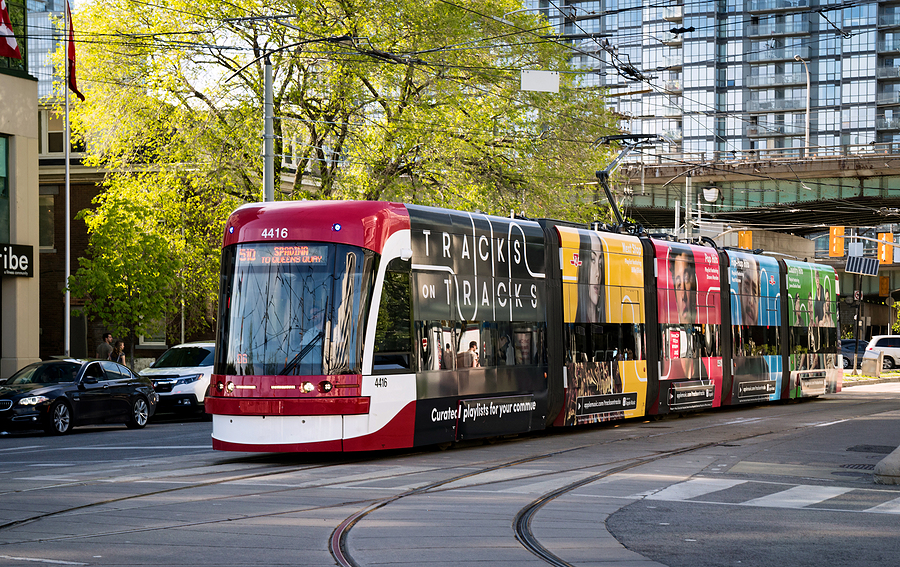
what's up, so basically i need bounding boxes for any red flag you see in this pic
[66,0,85,100]
[0,0,22,59]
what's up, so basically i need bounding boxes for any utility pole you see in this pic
[263,56,274,202]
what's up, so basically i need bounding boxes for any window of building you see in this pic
[139,317,167,347]
[39,186,57,250]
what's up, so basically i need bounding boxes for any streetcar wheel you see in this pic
[126,397,150,429]
[45,402,72,435]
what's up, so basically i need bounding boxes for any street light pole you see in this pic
[263,56,274,202]
[794,54,810,156]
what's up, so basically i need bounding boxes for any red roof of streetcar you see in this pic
[222,200,410,253]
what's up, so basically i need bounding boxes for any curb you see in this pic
[875,446,900,485]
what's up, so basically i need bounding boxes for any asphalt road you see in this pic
[0,382,898,567]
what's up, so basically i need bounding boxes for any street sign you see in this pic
[845,255,879,276]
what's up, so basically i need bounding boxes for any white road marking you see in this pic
[741,485,854,508]
[0,555,87,565]
[646,478,747,501]
[865,496,900,514]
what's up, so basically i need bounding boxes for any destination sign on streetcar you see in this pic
[236,244,328,266]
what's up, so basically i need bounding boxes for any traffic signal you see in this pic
[879,233,893,265]
[738,230,752,250]
[829,226,844,257]
[880,275,890,297]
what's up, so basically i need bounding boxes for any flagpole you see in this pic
[64,21,71,358]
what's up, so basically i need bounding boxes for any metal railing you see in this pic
[747,46,809,62]
[747,98,806,112]
[877,117,900,129]
[877,66,900,79]
[746,123,806,137]
[621,142,900,166]
[878,14,900,28]
[746,73,806,88]
[663,5,683,21]
[664,80,683,93]
[877,91,900,105]
[877,40,900,53]
[748,0,809,13]
[746,21,810,37]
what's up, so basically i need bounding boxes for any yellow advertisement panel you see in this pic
[554,226,647,425]
[557,226,645,324]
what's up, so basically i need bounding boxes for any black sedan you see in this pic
[0,359,158,435]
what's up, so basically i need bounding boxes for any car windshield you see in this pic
[151,347,214,368]
[7,361,80,385]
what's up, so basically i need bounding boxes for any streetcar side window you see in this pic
[373,269,413,372]
[566,323,645,364]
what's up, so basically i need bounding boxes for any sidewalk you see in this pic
[842,371,900,387]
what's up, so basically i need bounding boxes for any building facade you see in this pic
[531,0,900,156]
[1,0,41,379]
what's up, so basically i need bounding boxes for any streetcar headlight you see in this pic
[319,381,333,393]
[301,381,315,393]
[226,381,235,393]
[216,381,224,391]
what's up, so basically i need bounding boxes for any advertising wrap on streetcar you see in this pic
[726,250,782,403]
[555,226,647,426]
[783,260,841,397]
[653,241,723,411]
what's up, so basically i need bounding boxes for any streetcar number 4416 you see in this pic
[374,377,388,388]
[262,228,288,238]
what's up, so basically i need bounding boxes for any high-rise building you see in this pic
[26,0,64,98]
[525,0,900,159]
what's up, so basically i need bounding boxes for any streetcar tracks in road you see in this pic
[1,396,892,565]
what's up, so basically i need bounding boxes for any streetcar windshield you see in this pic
[216,242,376,376]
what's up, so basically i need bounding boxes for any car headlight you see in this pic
[175,374,202,386]
[18,395,50,406]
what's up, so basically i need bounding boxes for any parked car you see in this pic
[839,339,868,369]
[0,359,158,435]
[140,342,214,414]
[862,335,900,369]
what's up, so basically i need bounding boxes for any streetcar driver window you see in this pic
[373,267,413,373]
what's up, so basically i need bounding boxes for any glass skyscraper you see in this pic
[526,0,900,159]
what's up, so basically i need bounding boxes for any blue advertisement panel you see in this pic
[727,251,782,403]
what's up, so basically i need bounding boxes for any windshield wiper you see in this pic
[279,332,324,376]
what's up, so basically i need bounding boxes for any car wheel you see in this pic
[126,397,150,429]
[884,357,895,370]
[842,356,851,369]
[44,401,72,435]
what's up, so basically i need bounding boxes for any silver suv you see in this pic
[862,335,900,370]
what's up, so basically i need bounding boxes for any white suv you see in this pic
[862,335,900,370]
[140,342,214,413]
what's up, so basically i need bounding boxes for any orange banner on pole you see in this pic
[879,233,893,265]
[829,226,844,257]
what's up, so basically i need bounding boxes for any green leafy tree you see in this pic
[65,0,621,341]
[69,184,183,365]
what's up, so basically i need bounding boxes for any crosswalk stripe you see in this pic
[645,478,748,501]
[865,496,900,514]
[741,485,854,508]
